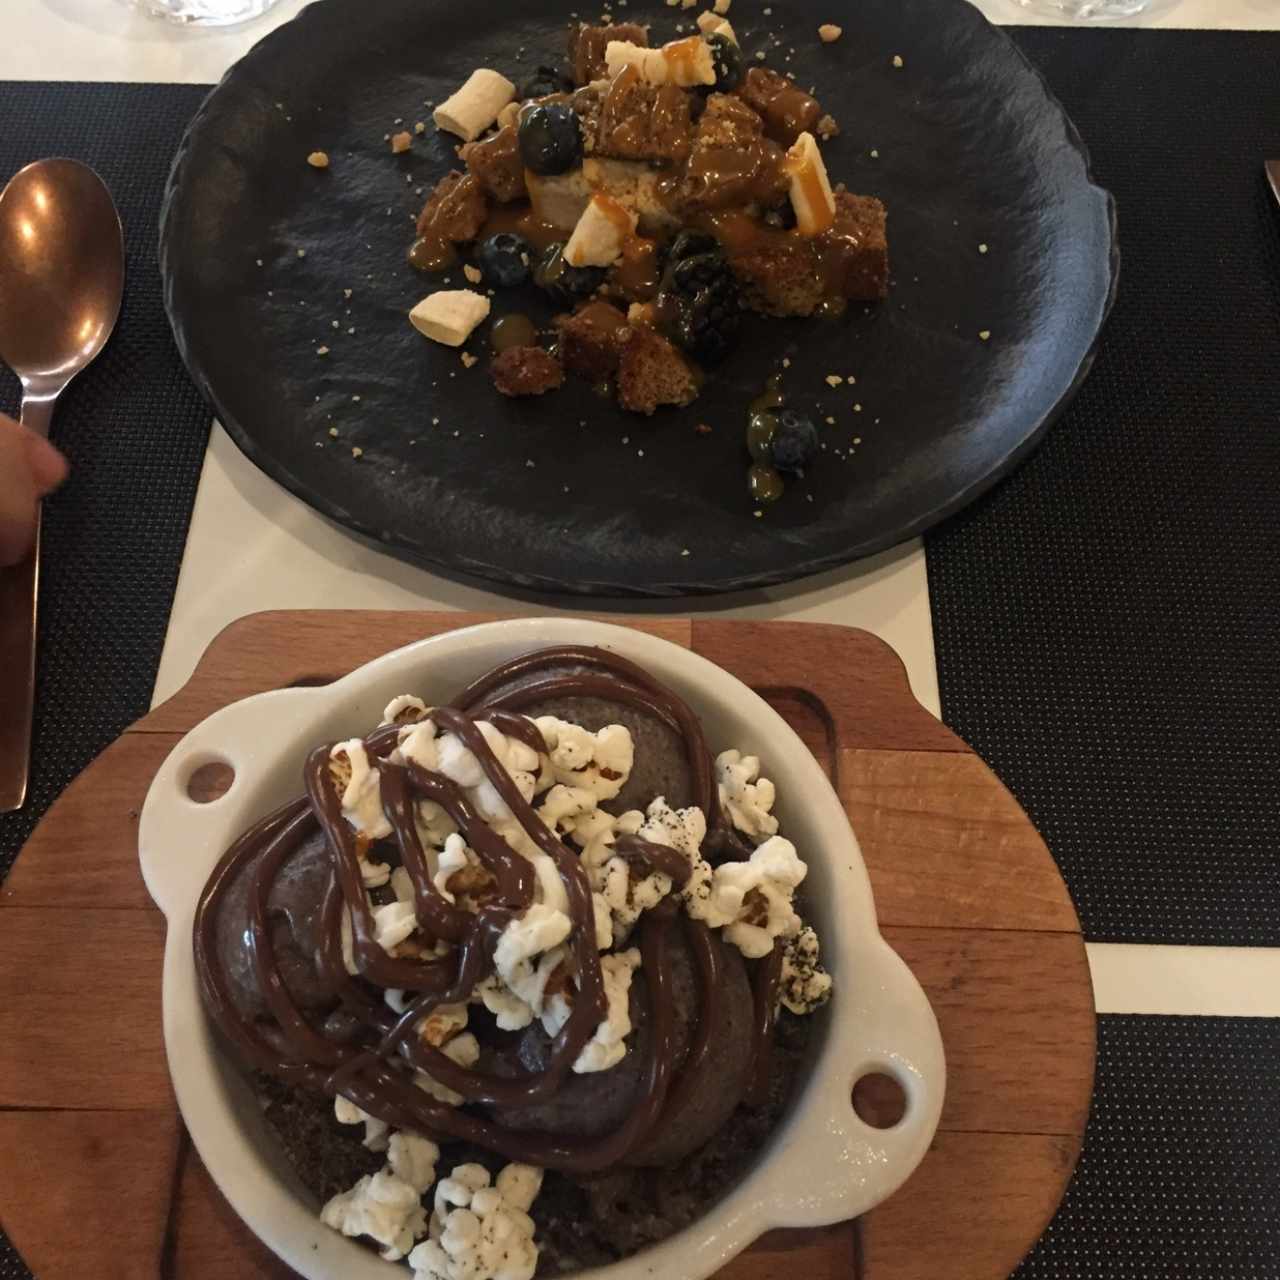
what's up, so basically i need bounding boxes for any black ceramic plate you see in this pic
[161,0,1116,596]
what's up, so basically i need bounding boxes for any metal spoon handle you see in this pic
[0,394,52,813]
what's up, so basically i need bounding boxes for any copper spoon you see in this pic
[0,159,124,812]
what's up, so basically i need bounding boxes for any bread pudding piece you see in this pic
[569,21,650,85]
[593,67,694,166]
[461,124,527,203]
[556,300,634,381]
[617,326,699,414]
[735,66,823,146]
[491,345,565,397]
[415,170,488,243]
[728,230,825,318]
[675,93,789,214]
[817,188,890,300]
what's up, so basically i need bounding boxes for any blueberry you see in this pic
[476,233,533,288]
[518,65,570,101]
[533,242,605,302]
[518,103,583,176]
[769,410,819,473]
[706,33,744,92]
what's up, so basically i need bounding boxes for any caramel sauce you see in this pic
[408,235,456,273]
[662,36,706,82]
[749,372,785,415]
[491,313,538,352]
[477,202,563,253]
[612,234,661,301]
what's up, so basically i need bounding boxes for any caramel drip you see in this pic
[193,647,765,1172]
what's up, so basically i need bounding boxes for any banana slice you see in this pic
[564,193,639,268]
[434,69,516,143]
[786,131,836,237]
[605,36,716,87]
[409,290,492,347]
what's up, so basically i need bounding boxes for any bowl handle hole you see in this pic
[852,1071,907,1129]
[187,760,236,804]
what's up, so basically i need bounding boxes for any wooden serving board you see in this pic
[0,613,1094,1280]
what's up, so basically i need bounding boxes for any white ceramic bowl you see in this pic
[139,618,945,1280]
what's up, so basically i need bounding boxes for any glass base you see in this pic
[130,0,283,26]
[1014,0,1148,18]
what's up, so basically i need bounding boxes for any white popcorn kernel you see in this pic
[591,891,615,950]
[432,832,476,905]
[415,1031,480,1106]
[410,1163,541,1280]
[496,1164,543,1214]
[360,853,392,888]
[331,738,392,839]
[716,749,779,842]
[334,1095,390,1151]
[373,898,418,952]
[702,835,807,957]
[534,717,633,801]
[433,69,517,142]
[321,1169,427,1261]
[475,972,535,1030]
[415,797,458,848]
[573,948,641,1073]
[383,694,428,725]
[399,716,441,772]
[779,925,833,1014]
[388,1132,441,1193]
[410,289,491,347]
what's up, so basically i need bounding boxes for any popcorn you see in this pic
[413,719,542,825]
[360,848,393,888]
[388,1132,441,1193]
[408,1163,540,1280]
[702,836,807,958]
[330,738,392,839]
[322,1169,428,1261]
[491,905,572,1025]
[534,717,634,801]
[334,1094,390,1151]
[374,899,418,952]
[572,948,641,1073]
[415,1031,480,1105]
[779,925,832,1014]
[383,694,428,725]
[716,749,779,842]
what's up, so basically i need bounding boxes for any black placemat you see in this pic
[927,29,1280,946]
[0,82,212,1278]
[1017,1015,1280,1279]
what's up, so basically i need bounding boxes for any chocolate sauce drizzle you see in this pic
[193,646,784,1173]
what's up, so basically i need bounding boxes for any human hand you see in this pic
[0,412,68,566]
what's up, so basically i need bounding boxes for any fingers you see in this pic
[22,429,69,495]
[0,414,67,567]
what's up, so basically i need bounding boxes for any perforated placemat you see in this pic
[928,29,1280,946]
[1016,1016,1280,1278]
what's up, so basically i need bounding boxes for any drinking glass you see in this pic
[1013,0,1148,18]
[128,0,283,25]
